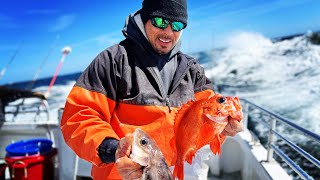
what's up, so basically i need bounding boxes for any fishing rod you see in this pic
[13,36,60,114]
[0,41,24,80]
[26,35,60,90]
[17,46,71,121]
[45,46,72,98]
[9,38,59,121]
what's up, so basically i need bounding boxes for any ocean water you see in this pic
[3,32,320,178]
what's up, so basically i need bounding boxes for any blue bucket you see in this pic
[5,138,53,157]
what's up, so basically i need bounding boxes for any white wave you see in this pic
[203,31,320,135]
[33,81,75,121]
[5,81,75,122]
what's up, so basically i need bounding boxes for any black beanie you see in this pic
[140,0,188,27]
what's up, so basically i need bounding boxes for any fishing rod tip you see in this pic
[62,46,72,54]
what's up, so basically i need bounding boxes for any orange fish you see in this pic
[170,93,243,180]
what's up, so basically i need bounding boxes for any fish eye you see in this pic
[140,138,148,146]
[218,97,226,104]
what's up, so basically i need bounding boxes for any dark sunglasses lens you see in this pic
[172,21,185,32]
[152,17,169,29]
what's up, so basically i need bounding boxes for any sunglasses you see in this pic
[151,17,186,32]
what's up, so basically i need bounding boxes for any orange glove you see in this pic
[115,133,143,179]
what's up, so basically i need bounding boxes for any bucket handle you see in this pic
[11,161,28,178]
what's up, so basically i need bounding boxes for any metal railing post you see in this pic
[243,103,249,129]
[58,107,64,122]
[267,118,277,162]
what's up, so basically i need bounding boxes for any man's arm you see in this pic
[60,47,122,166]
[98,138,119,163]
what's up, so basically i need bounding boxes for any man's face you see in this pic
[145,19,182,55]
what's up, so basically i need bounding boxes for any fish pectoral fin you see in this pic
[210,135,223,155]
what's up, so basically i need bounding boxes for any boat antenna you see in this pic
[45,46,72,98]
[0,41,24,80]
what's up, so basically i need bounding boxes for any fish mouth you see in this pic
[130,147,150,167]
[205,114,228,123]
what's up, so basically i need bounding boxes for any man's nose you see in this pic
[162,24,174,35]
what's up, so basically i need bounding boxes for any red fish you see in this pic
[170,93,243,180]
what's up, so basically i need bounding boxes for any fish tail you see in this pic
[173,163,184,180]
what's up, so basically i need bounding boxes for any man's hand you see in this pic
[221,117,243,136]
[115,133,143,179]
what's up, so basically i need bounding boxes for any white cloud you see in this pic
[70,31,122,48]
[50,14,76,32]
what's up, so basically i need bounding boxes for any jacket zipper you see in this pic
[169,59,194,96]
[148,67,171,111]
[148,67,166,96]
[148,58,194,112]
[166,59,194,112]
[165,95,171,112]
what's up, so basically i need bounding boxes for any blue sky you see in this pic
[0,0,319,85]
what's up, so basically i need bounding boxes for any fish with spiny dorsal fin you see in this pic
[170,93,243,180]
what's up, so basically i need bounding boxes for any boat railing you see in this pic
[4,98,50,122]
[0,86,50,122]
[241,98,320,180]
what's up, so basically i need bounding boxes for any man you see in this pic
[60,0,243,179]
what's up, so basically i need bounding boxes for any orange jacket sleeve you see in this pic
[60,46,123,167]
